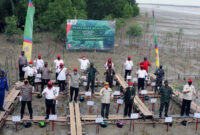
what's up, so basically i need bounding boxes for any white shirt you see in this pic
[104,62,114,70]
[183,84,196,100]
[22,66,37,77]
[34,59,44,70]
[57,67,67,81]
[100,87,113,103]
[136,69,147,78]
[124,60,133,70]
[78,58,90,70]
[42,86,58,100]
[54,59,64,73]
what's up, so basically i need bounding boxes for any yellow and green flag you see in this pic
[152,10,159,68]
[22,0,35,62]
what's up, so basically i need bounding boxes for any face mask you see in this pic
[128,58,131,60]
[129,86,133,88]
[48,84,52,88]
[105,86,109,89]
[74,71,77,75]
[24,81,28,85]
[22,54,24,56]
[141,67,143,69]
[108,66,111,69]
[58,57,60,60]
[188,82,192,86]
[38,57,41,59]
[83,57,86,60]
[30,64,33,67]
[45,64,48,67]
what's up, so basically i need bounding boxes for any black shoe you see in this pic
[45,116,49,120]
[159,113,162,118]
[165,114,168,117]
[74,100,77,103]
[30,115,33,119]
[0,107,5,111]
[21,115,24,119]
[70,99,73,102]
[105,116,109,119]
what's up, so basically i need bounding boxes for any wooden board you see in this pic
[6,115,68,122]
[69,102,76,135]
[81,115,141,121]
[115,74,153,117]
[75,103,82,135]
[0,82,23,128]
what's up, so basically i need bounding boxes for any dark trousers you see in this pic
[45,99,56,117]
[181,99,192,116]
[155,78,163,93]
[19,65,25,81]
[138,78,145,90]
[70,87,79,102]
[41,79,50,93]
[28,76,35,86]
[159,101,170,115]
[101,103,110,118]
[106,78,113,88]
[21,101,33,117]
[124,70,132,81]
[0,94,5,106]
[124,102,133,117]
[55,73,58,82]
[87,79,95,94]
[58,80,66,92]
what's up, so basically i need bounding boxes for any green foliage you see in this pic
[1,0,140,41]
[5,15,22,40]
[126,22,142,38]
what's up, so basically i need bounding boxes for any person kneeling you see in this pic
[42,81,58,119]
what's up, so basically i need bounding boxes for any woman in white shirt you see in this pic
[78,55,90,73]
[136,65,147,93]
[124,56,133,81]
[54,55,64,82]
[42,81,58,119]
[57,63,67,94]
[23,61,37,86]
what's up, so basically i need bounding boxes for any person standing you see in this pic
[104,57,114,70]
[123,82,135,117]
[181,79,198,116]
[78,55,90,73]
[40,62,52,93]
[54,55,64,82]
[42,81,58,119]
[100,82,113,119]
[34,54,44,70]
[124,56,133,81]
[22,61,37,86]
[0,70,9,111]
[104,64,115,88]
[140,57,151,72]
[15,80,33,119]
[69,68,80,102]
[57,63,67,94]
[154,64,165,93]
[136,65,148,93]
[159,80,173,118]
[16,51,27,81]
[86,63,98,94]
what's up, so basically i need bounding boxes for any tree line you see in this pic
[0,0,139,41]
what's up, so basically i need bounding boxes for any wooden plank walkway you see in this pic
[115,74,153,118]
[0,82,23,128]
[6,115,68,122]
[69,102,77,135]
[81,115,141,121]
[148,73,200,113]
[75,103,82,135]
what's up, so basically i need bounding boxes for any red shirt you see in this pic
[140,60,151,72]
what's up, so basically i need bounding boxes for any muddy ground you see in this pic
[0,4,200,135]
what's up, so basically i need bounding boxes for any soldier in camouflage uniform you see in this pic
[159,80,173,118]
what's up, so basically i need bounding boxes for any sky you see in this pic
[136,0,200,6]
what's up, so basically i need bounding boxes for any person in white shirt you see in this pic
[54,55,64,82]
[78,55,90,72]
[23,61,37,86]
[42,81,58,119]
[57,63,67,94]
[136,65,148,92]
[34,54,44,70]
[34,54,44,89]
[181,79,198,116]
[104,57,114,70]
[124,56,133,81]
[100,82,113,119]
